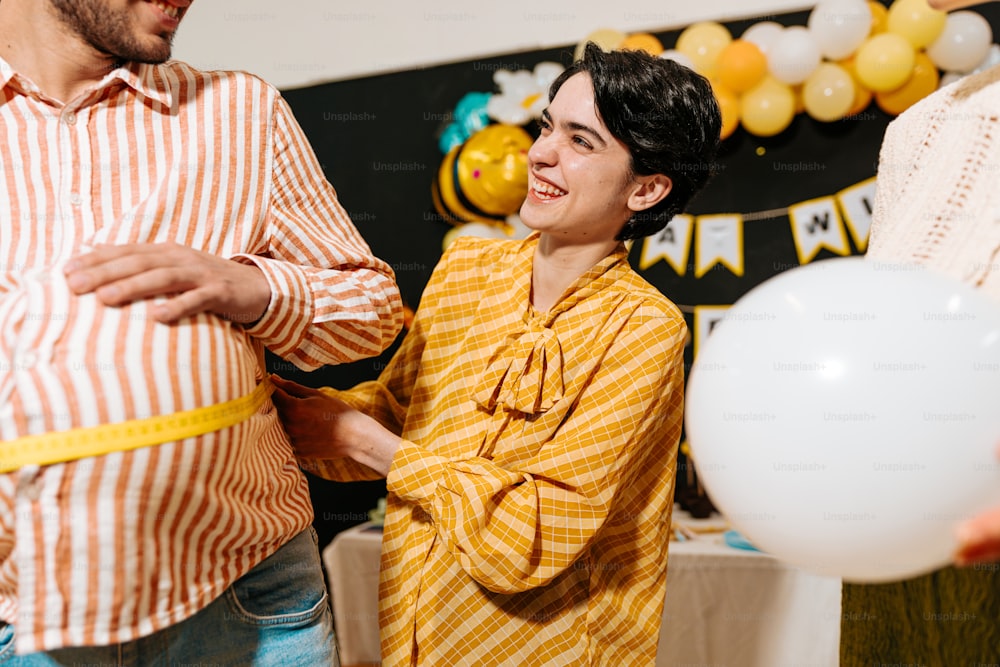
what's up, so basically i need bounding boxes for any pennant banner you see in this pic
[837,177,876,253]
[639,214,694,275]
[693,305,730,359]
[640,177,874,277]
[695,214,744,278]
[788,195,852,265]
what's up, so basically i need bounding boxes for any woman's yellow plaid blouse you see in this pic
[310,234,686,665]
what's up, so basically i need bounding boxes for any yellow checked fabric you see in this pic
[309,234,686,665]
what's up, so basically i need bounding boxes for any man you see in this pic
[841,0,1000,663]
[273,44,721,665]
[0,0,401,663]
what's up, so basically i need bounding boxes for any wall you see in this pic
[172,0,812,89]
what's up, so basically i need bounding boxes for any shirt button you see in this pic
[23,480,41,502]
[25,269,50,283]
[404,594,414,607]
[69,193,82,207]
[64,112,76,125]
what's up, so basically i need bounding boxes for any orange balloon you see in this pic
[620,32,664,56]
[712,83,741,140]
[838,56,874,117]
[715,40,768,93]
[791,83,806,114]
[868,1,889,34]
[875,51,939,115]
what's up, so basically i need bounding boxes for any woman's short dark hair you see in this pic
[549,42,722,240]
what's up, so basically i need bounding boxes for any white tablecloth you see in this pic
[322,518,841,666]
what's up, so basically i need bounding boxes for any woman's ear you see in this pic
[627,173,672,212]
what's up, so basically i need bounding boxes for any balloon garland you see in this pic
[432,0,997,250]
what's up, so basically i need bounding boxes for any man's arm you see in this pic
[64,91,402,369]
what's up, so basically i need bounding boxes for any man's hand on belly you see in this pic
[63,242,271,325]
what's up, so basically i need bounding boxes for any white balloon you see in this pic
[742,21,785,57]
[972,43,1000,74]
[938,71,964,89]
[768,26,822,85]
[927,10,993,73]
[685,257,1000,583]
[808,0,873,60]
[659,49,696,71]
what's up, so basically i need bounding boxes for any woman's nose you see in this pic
[527,132,557,167]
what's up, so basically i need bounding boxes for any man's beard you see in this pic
[48,0,174,65]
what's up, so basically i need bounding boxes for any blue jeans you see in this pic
[0,528,338,666]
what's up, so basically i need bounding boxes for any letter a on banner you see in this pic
[639,214,694,274]
[788,196,851,264]
[837,177,876,252]
[694,214,744,278]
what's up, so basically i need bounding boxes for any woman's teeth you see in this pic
[532,178,567,199]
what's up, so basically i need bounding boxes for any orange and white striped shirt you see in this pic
[0,57,401,652]
[309,235,685,665]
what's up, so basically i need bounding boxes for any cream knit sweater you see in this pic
[867,64,1000,302]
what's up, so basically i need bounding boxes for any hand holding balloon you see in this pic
[955,443,1000,566]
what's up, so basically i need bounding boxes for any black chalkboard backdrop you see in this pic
[270,2,1000,549]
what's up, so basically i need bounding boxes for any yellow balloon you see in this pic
[887,0,947,49]
[869,1,889,34]
[712,83,741,140]
[740,76,796,137]
[839,56,875,117]
[676,22,733,76]
[575,29,627,60]
[855,33,916,92]
[802,63,856,122]
[716,39,768,93]
[620,32,664,56]
[875,51,939,115]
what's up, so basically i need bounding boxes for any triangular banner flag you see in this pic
[639,214,694,274]
[837,177,876,253]
[694,214,744,278]
[693,305,730,359]
[788,196,851,265]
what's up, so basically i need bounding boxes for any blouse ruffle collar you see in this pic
[472,236,629,415]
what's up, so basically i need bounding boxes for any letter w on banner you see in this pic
[788,196,852,265]
[694,214,744,278]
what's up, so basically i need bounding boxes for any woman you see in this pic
[273,43,720,666]
[842,1,1000,663]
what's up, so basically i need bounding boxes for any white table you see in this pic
[323,517,841,666]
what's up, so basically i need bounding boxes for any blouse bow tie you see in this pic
[473,321,564,415]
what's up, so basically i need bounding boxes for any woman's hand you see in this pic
[954,441,1000,566]
[271,375,401,476]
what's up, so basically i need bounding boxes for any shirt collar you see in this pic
[0,55,173,111]
[0,55,19,93]
[113,61,174,110]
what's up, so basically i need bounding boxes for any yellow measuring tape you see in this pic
[0,378,274,473]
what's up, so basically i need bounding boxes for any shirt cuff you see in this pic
[386,438,447,515]
[229,253,312,358]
